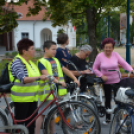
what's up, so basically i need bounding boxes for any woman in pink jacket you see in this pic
[93,38,134,125]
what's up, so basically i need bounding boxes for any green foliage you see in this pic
[57,28,65,35]
[70,48,78,56]
[0,10,18,34]
[130,23,134,44]
[1,0,134,60]
[11,51,18,57]
[120,68,125,73]
[96,13,120,44]
[5,52,9,57]
[35,48,41,51]
[0,0,46,34]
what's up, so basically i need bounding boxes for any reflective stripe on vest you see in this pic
[37,57,67,101]
[14,82,39,86]
[9,54,40,102]
[11,91,38,96]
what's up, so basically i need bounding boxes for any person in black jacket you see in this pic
[68,44,94,93]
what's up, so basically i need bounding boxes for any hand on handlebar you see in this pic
[58,81,66,87]
[82,70,92,75]
[74,79,80,87]
[39,75,47,81]
[131,70,134,74]
[101,75,107,82]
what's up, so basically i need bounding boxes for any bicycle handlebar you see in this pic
[66,60,93,82]
[108,69,122,80]
[66,60,82,75]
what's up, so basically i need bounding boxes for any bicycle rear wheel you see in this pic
[44,101,101,134]
[109,108,132,134]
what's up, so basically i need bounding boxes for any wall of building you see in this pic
[13,20,59,50]
[13,20,76,50]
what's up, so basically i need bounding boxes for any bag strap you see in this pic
[12,77,16,83]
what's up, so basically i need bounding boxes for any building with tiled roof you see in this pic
[12,0,76,50]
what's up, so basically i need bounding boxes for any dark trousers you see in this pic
[14,102,37,134]
[103,83,119,121]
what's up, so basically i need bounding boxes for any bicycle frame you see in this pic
[0,86,73,134]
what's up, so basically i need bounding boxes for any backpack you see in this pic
[0,63,16,92]
[0,63,10,85]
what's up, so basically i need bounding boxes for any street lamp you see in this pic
[126,0,131,64]
[103,18,107,38]
[108,12,110,37]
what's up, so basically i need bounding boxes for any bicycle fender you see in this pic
[70,94,94,100]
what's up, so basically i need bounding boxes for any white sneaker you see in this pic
[102,121,110,125]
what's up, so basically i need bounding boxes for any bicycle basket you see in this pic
[94,84,105,97]
[115,87,133,104]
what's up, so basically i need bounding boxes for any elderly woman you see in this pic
[68,44,93,93]
[93,38,134,125]
[9,38,47,134]
[55,33,71,68]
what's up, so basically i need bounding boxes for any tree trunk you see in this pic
[86,8,98,62]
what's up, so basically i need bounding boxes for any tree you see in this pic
[96,13,120,45]
[0,0,46,34]
[42,0,134,61]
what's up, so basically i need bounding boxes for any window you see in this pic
[21,33,29,39]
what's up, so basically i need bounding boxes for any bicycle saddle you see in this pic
[94,77,104,84]
[0,83,13,93]
[125,89,134,97]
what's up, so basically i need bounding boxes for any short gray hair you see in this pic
[80,44,93,52]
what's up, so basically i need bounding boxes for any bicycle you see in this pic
[64,60,98,111]
[66,60,123,118]
[108,70,134,134]
[65,60,106,116]
[0,75,101,134]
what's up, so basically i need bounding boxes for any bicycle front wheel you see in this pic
[44,101,101,134]
[109,108,132,134]
[70,95,98,114]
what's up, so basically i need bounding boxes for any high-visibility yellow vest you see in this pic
[37,57,67,101]
[8,54,40,102]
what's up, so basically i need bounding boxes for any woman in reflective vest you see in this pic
[9,39,47,134]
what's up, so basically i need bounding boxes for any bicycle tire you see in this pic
[71,95,98,114]
[109,107,132,134]
[44,101,101,134]
[42,97,98,133]
[0,109,9,133]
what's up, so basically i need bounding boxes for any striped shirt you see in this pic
[11,58,28,83]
